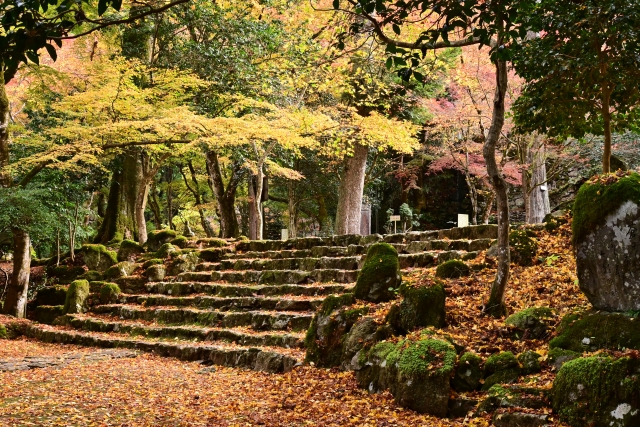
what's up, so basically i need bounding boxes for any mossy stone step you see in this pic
[179,269,358,284]
[404,239,493,254]
[59,314,304,348]
[397,251,479,268]
[146,282,354,298]
[120,294,323,312]
[92,305,313,331]
[24,324,299,373]
[205,256,361,272]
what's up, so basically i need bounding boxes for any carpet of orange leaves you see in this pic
[0,222,582,426]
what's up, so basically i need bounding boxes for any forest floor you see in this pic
[0,223,582,426]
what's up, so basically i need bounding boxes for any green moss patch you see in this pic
[387,281,446,333]
[572,171,640,245]
[147,229,178,251]
[505,307,555,340]
[550,311,640,352]
[34,305,65,324]
[435,259,470,279]
[452,352,483,392]
[63,280,90,314]
[81,244,118,272]
[117,240,145,262]
[553,355,640,427]
[354,243,401,302]
[170,236,189,248]
[31,285,68,308]
[99,283,121,304]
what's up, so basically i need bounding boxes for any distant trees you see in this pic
[513,0,640,173]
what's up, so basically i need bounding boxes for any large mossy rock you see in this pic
[553,355,640,427]
[386,280,446,333]
[356,338,457,416]
[198,247,232,262]
[509,230,538,266]
[435,259,470,279]
[31,285,68,308]
[341,316,393,371]
[81,244,118,272]
[168,252,199,276]
[483,351,521,390]
[117,240,145,262]
[354,243,401,303]
[304,294,368,367]
[103,261,137,280]
[505,307,555,340]
[550,311,640,352]
[147,229,178,252]
[46,264,85,282]
[573,172,640,311]
[63,280,90,314]
[99,283,121,304]
[34,305,65,324]
[451,352,483,392]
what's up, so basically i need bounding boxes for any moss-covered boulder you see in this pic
[553,355,640,427]
[483,351,520,390]
[117,240,145,262]
[509,230,538,266]
[517,351,542,375]
[142,258,164,269]
[46,264,85,282]
[170,236,189,248]
[356,338,457,416]
[81,244,118,272]
[31,285,68,308]
[82,270,102,281]
[156,243,180,259]
[548,348,581,370]
[341,317,393,371]
[505,307,555,340]
[573,172,640,311]
[0,324,6,339]
[147,229,178,252]
[304,294,368,367]
[168,252,199,276]
[386,280,446,333]
[103,261,137,280]
[452,352,483,392]
[99,283,121,304]
[63,280,90,314]
[544,210,568,232]
[34,305,65,324]
[435,259,470,279]
[354,243,401,303]
[146,264,166,282]
[550,311,640,352]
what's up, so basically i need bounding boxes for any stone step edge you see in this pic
[24,324,299,373]
[59,314,305,349]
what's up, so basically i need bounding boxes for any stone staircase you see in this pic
[25,225,497,373]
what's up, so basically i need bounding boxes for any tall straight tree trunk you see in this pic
[96,153,143,243]
[248,176,258,240]
[524,135,550,224]
[483,59,511,318]
[253,168,265,240]
[602,84,612,174]
[2,230,30,318]
[335,143,368,235]
[206,151,241,238]
[288,182,297,239]
[179,163,214,238]
[1,77,34,318]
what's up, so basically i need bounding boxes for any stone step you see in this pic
[92,304,313,331]
[235,235,382,253]
[147,281,353,298]
[398,250,479,268]
[119,294,323,312]
[224,245,365,260]
[198,256,361,272]
[402,239,493,254]
[58,314,304,349]
[178,269,358,284]
[24,324,301,373]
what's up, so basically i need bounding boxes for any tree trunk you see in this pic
[206,151,241,238]
[254,168,265,240]
[524,135,550,224]
[2,229,30,318]
[288,182,297,239]
[335,143,368,235]
[96,153,143,243]
[248,176,258,240]
[602,85,612,174]
[0,79,10,188]
[188,161,215,237]
[483,59,510,318]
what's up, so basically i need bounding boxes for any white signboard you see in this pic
[390,215,401,221]
[457,214,469,228]
[281,229,289,241]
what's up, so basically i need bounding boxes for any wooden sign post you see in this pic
[390,215,401,234]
